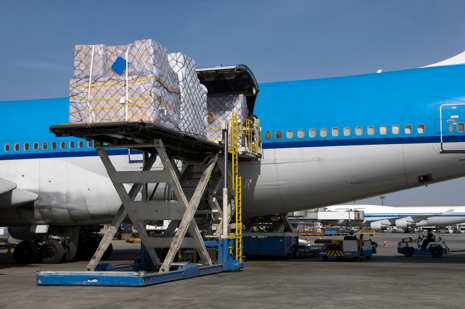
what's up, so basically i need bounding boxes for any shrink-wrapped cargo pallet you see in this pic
[69,39,181,131]
[206,94,249,144]
[168,53,207,139]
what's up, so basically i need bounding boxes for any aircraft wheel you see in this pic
[79,239,99,260]
[102,243,113,260]
[41,240,64,264]
[429,247,443,258]
[64,242,77,262]
[13,241,38,264]
[403,247,414,257]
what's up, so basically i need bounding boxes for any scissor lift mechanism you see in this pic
[38,120,260,286]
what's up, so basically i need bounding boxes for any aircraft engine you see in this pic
[8,226,40,241]
[370,220,390,230]
[395,217,414,228]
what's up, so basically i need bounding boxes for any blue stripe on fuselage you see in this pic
[3,64,465,160]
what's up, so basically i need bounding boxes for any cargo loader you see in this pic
[316,233,377,261]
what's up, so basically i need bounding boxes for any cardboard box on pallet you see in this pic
[69,39,181,131]
[168,52,207,139]
[206,94,249,144]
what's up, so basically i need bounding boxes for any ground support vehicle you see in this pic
[316,236,377,261]
[397,234,450,258]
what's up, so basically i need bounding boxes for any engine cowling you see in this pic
[395,217,414,228]
[370,220,390,230]
[8,226,40,241]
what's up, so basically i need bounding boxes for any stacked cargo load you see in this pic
[206,94,249,144]
[69,39,181,131]
[168,53,207,139]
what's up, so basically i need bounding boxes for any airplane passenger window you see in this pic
[332,128,339,137]
[298,129,304,138]
[51,142,57,150]
[287,130,293,139]
[380,125,387,135]
[24,143,30,151]
[344,127,350,136]
[392,125,399,135]
[368,126,375,136]
[60,141,66,149]
[78,141,84,148]
[356,126,363,136]
[33,142,39,151]
[87,140,93,148]
[320,128,327,137]
[309,129,316,138]
[14,144,19,151]
[4,144,9,152]
[276,130,282,139]
[265,131,271,140]
[457,123,464,133]
[69,141,75,149]
[404,124,412,134]
[42,142,47,150]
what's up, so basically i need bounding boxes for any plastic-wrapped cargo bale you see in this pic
[69,39,181,130]
[206,94,249,144]
[168,53,207,139]
[200,84,208,135]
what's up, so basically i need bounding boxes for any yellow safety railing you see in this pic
[228,114,242,262]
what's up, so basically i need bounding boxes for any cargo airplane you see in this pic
[325,205,465,230]
[2,51,465,263]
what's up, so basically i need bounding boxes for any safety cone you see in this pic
[383,240,387,248]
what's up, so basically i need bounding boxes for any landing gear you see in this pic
[13,241,38,264]
[64,242,77,262]
[41,240,64,264]
[79,239,99,260]
[78,238,113,260]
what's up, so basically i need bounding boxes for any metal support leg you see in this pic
[279,213,295,232]
[156,138,217,273]
[87,142,159,271]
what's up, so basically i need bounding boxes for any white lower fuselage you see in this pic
[1,140,464,226]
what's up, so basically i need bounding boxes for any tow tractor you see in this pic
[397,233,450,258]
[315,233,377,261]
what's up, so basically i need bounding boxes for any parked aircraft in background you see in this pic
[3,50,465,263]
[325,205,465,230]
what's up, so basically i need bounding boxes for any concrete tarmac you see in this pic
[1,233,465,308]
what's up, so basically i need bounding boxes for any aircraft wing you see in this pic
[364,217,396,224]
[0,178,38,209]
[364,209,455,226]
[408,209,455,223]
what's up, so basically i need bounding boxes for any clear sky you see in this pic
[1,0,465,206]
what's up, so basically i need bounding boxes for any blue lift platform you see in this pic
[41,119,256,286]
[37,240,242,286]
